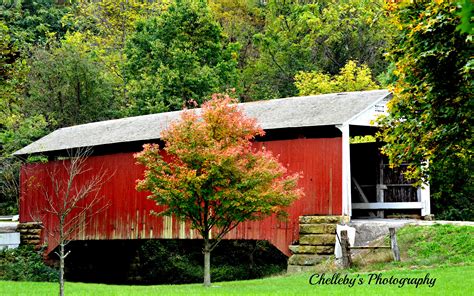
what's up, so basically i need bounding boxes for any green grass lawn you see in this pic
[2,224,472,295]
[1,265,472,296]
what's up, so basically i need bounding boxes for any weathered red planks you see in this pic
[19,137,342,256]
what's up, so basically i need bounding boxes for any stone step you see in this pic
[288,254,331,266]
[299,234,336,246]
[18,229,42,235]
[289,245,334,255]
[21,239,40,245]
[20,234,40,240]
[299,216,341,224]
[299,223,336,234]
[17,222,43,230]
[287,264,319,273]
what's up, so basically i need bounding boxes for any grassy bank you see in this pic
[351,224,474,271]
[1,265,472,295]
[1,223,472,295]
[396,224,473,266]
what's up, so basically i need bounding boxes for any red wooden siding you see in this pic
[20,137,342,256]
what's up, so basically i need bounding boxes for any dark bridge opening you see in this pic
[53,239,287,285]
[350,142,422,218]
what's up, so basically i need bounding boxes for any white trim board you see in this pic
[352,202,424,210]
[345,93,392,127]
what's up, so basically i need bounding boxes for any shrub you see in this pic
[0,246,58,282]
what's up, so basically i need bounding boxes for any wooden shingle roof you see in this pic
[14,89,390,156]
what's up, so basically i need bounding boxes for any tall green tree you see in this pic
[25,44,117,128]
[209,0,267,101]
[135,95,302,287]
[0,0,72,130]
[378,1,473,220]
[245,0,391,101]
[124,0,239,115]
[0,1,72,214]
[295,60,379,95]
[64,0,166,108]
[208,0,265,67]
[0,0,71,50]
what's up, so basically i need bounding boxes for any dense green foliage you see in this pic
[26,45,117,128]
[295,60,379,95]
[378,1,473,220]
[0,245,58,282]
[124,0,239,114]
[245,0,391,101]
[0,1,73,214]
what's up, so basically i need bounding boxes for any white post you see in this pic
[337,124,352,217]
[420,183,431,216]
[420,161,431,217]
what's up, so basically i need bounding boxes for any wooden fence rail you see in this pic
[340,227,400,268]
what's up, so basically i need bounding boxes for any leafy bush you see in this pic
[0,246,58,282]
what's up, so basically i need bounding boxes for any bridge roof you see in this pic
[14,89,390,156]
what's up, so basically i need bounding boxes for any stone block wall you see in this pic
[17,222,43,249]
[287,216,340,273]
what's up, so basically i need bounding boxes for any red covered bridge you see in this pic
[14,90,430,256]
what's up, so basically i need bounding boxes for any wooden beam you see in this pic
[351,177,375,217]
[389,228,401,262]
[352,177,369,202]
[361,184,416,187]
[341,230,352,268]
[377,158,385,218]
[352,202,423,210]
[350,246,391,249]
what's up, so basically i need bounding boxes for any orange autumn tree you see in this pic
[135,94,302,287]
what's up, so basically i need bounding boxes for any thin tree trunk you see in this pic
[59,215,65,296]
[203,239,211,287]
[59,242,65,296]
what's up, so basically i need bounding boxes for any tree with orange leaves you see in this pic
[135,94,302,287]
